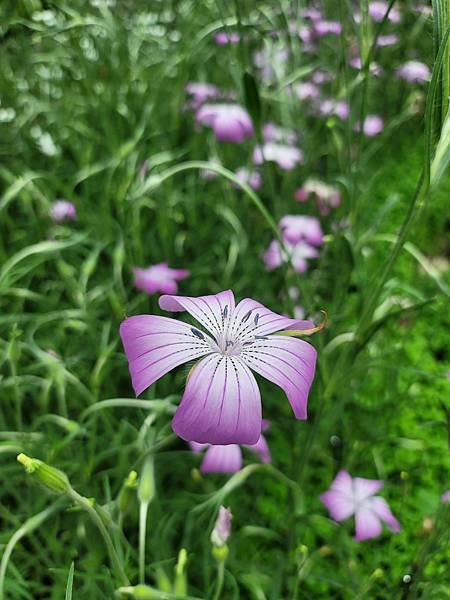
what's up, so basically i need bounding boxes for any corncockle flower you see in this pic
[355,115,384,137]
[263,122,298,145]
[253,143,304,170]
[214,31,240,45]
[299,8,322,21]
[312,71,332,85]
[295,81,320,101]
[349,57,383,76]
[280,215,324,246]
[320,470,401,541]
[196,104,253,143]
[211,506,232,546]
[263,239,319,273]
[133,263,189,295]
[120,290,317,444]
[186,82,220,107]
[441,490,450,503]
[294,179,341,215]
[234,167,262,190]
[50,200,77,223]
[318,99,349,120]
[313,20,342,36]
[396,61,430,83]
[190,420,271,473]
[369,1,401,23]
[377,33,399,47]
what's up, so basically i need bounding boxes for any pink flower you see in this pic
[349,57,383,76]
[263,239,319,273]
[312,71,332,85]
[120,291,317,444]
[279,215,324,246]
[253,143,304,170]
[355,114,384,137]
[133,263,189,295]
[320,470,401,541]
[377,34,399,47]
[295,81,320,101]
[441,490,450,503]
[318,99,349,120]
[50,200,77,223]
[396,61,430,83]
[211,506,232,546]
[369,1,401,23]
[190,420,271,474]
[196,104,253,143]
[299,8,322,21]
[186,82,220,107]
[234,167,262,190]
[262,122,298,145]
[214,31,240,45]
[294,179,341,215]
[313,20,342,36]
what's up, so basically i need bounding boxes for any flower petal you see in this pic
[367,497,401,533]
[353,477,383,503]
[320,490,355,521]
[201,445,242,473]
[159,290,235,338]
[172,354,262,445]
[246,433,271,463]
[120,315,212,396]
[189,441,209,453]
[354,506,382,541]
[240,335,317,419]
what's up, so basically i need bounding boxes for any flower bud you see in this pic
[17,453,70,495]
[116,584,162,599]
[211,506,232,547]
[138,457,155,505]
[174,548,188,595]
[212,544,229,563]
[118,470,138,514]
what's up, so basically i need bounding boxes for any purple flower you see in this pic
[133,263,189,295]
[196,104,253,143]
[211,506,232,546]
[396,61,430,83]
[262,122,298,145]
[253,143,304,170]
[263,239,319,273]
[234,167,262,190]
[214,31,240,45]
[50,200,77,223]
[318,99,349,120]
[349,57,383,76]
[312,70,333,85]
[369,1,401,23]
[294,179,341,215]
[295,81,320,101]
[120,290,317,444]
[355,114,384,137]
[279,215,324,246]
[313,20,342,36]
[377,34,399,47]
[320,470,401,541]
[299,8,322,21]
[441,490,450,503]
[186,82,220,107]
[190,421,271,474]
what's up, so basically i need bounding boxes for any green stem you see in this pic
[212,561,225,600]
[139,501,150,584]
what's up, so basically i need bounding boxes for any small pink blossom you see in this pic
[133,263,189,295]
[211,506,232,546]
[190,421,271,474]
[441,490,450,503]
[396,61,430,83]
[318,99,349,120]
[355,114,384,137]
[253,143,304,170]
[263,239,319,274]
[349,57,383,76]
[50,200,77,223]
[186,82,220,107]
[294,305,305,320]
[312,70,333,85]
[214,31,240,45]
[279,215,324,246]
[320,470,401,541]
[377,34,399,47]
[294,179,341,215]
[234,167,262,190]
[262,122,298,145]
[369,1,401,23]
[313,20,342,36]
[299,8,322,21]
[295,81,320,101]
[196,103,253,143]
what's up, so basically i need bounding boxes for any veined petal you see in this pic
[159,290,235,338]
[119,315,212,396]
[201,444,242,473]
[172,354,262,445]
[354,506,382,541]
[229,297,314,340]
[353,477,383,503]
[367,497,401,533]
[329,470,354,497]
[320,490,355,521]
[240,335,317,419]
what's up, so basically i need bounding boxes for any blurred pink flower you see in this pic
[396,60,430,83]
[263,239,319,273]
[318,99,349,120]
[299,8,322,21]
[133,263,189,295]
[186,82,220,107]
[263,122,298,144]
[211,506,232,546]
[313,20,342,36]
[253,143,304,170]
[295,81,320,101]
[349,57,383,76]
[234,167,262,190]
[312,70,333,85]
[320,470,401,541]
[280,215,324,246]
[294,179,341,215]
[441,490,450,503]
[214,31,240,45]
[50,200,77,223]
[369,1,401,23]
[355,114,384,137]
[196,103,253,142]
[120,290,317,444]
[377,33,399,47]
[190,420,271,474]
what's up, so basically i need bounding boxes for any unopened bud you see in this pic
[155,568,172,593]
[212,544,229,563]
[211,506,232,547]
[117,584,162,599]
[17,453,70,494]
[118,470,138,514]
[174,548,188,595]
[371,568,383,580]
[138,457,155,505]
